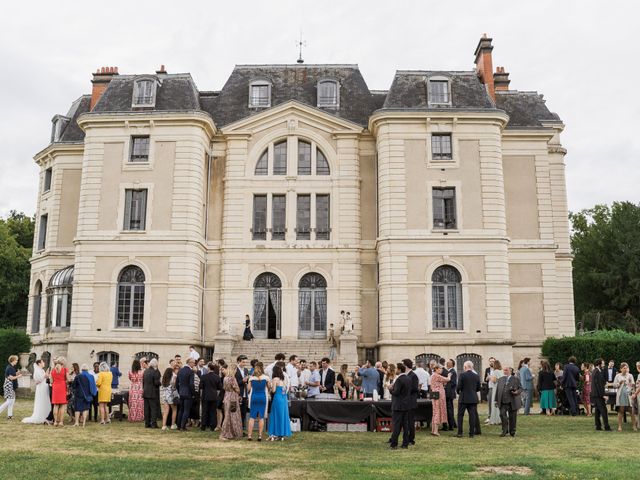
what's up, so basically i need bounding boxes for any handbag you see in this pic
[229,399,239,413]
[428,391,440,400]
[172,389,180,406]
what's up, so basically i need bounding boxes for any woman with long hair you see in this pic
[487,359,504,425]
[22,358,50,424]
[50,356,69,426]
[160,367,177,430]
[538,360,557,416]
[128,359,144,422]
[336,364,350,400]
[247,362,270,441]
[0,355,22,420]
[383,363,396,400]
[613,362,637,431]
[220,363,242,440]
[581,363,592,417]
[267,364,292,441]
[429,364,451,436]
[95,362,113,425]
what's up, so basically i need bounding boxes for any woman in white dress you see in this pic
[488,359,504,425]
[22,359,51,424]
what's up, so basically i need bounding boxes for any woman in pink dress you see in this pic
[127,359,144,422]
[581,363,592,417]
[50,356,70,427]
[429,364,451,436]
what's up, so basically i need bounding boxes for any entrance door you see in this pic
[253,272,282,339]
[298,272,327,339]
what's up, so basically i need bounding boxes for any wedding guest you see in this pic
[496,365,522,437]
[66,363,80,418]
[242,314,254,341]
[265,353,285,379]
[110,362,122,392]
[414,360,429,399]
[235,355,249,430]
[336,364,350,400]
[443,359,458,432]
[128,359,144,422]
[95,361,113,425]
[0,355,22,420]
[298,360,311,394]
[358,360,379,398]
[176,358,195,431]
[72,364,92,427]
[247,362,270,441]
[22,359,50,425]
[189,361,201,427]
[537,360,557,416]
[221,363,243,440]
[487,359,504,425]
[562,356,580,416]
[267,365,291,441]
[606,360,617,384]
[319,358,335,394]
[160,367,178,431]
[581,363,592,417]
[613,362,636,431]
[328,325,338,362]
[429,364,451,436]
[519,358,533,415]
[89,362,100,422]
[306,361,321,399]
[286,355,299,395]
[189,346,200,361]
[456,360,481,438]
[200,363,222,432]
[383,364,397,400]
[350,365,362,399]
[389,362,411,449]
[216,363,227,431]
[50,357,69,426]
[590,358,611,431]
[484,357,495,417]
[554,362,563,383]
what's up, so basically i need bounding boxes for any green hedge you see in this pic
[542,330,640,375]
[0,329,31,383]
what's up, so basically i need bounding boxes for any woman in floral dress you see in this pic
[429,364,451,436]
[128,359,144,422]
[220,363,243,440]
[581,363,592,417]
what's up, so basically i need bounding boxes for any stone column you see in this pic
[338,334,358,367]
[213,333,236,362]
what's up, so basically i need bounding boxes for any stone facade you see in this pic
[26,37,574,376]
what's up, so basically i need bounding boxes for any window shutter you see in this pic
[138,190,147,230]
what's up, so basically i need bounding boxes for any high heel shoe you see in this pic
[257,436,262,442]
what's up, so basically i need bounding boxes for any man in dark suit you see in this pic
[176,358,196,430]
[319,357,336,394]
[606,360,617,383]
[456,360,481,438]
[591,358,611,431]
[235,355,249,430]
[389,362,412,449]
[562,356,580,416]
[200,363,223,431]
[142,358,161,428]
[403,358,419,444]
[443,358,457,431]
[495,365,522,437]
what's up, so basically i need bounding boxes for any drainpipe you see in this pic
[200,152,212,348]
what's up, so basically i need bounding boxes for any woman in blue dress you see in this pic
[268,365,292,441]
[247,362,270,441]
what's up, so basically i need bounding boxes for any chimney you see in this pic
[155,64,167,74]
[474,34,495,101]
[494,66,511,91]
[90,66,119,110]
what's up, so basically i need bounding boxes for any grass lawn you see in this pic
[0,399,637,479]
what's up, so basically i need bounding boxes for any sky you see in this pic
[0,0,638,218]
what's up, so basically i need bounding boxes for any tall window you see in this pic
[298,140,312,175]
[271,195,286,240]
[133,79,155,106]
[273,141,287,175]
[97,351,120,367]
[253,273,282,339]
[31,281,42,333]
[429,80,450,104]
[432,187,456,229]
[316,148,330,175]
[249,83,271,107]
[316,194,330,240]
[296,194,311,240]
[116,266,145,328]
[130,136,150,162]
[298,273,327,338]
[43,168,52,192]
[38,214,48,250]
[431,134,452,160]
[252,195,267,240]
[46,265,73,329]
[317,80,339,107]
[432,266,462,330]
[124,189,148,231]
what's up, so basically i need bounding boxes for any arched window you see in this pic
[41,351,51,369]
[97,351,120,367]
[317,80,339,107]
[253,273,282,339]
[316,148,330,175]
[298,140,312,175]
[456,353,482,376]
[255,150,268,175]
[135,351,159,361]
[298,273,327,339]
[273,140,287,175]
[415,353,442,367]
[116,266,145,328]
[432,265,462,330]
[31,280,42,333]
[132,78,156,107]
[46,266,73,328]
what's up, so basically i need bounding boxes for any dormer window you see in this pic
[317,80,339,107]
[50,115,69,143]
[132,79,156,107]
[249,81,271,108]
[428,78,451,105]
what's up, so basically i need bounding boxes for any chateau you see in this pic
[27,36,574,373]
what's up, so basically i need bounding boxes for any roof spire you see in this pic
[296,30,306,64]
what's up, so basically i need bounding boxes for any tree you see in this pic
[571,202,640,331]
[0,212,34,328]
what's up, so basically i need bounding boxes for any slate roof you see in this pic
[58,95,91,142]
[382,71,495,110]
[495,91,561,128]
[202,65,381,127]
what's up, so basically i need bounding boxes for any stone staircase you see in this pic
[230,339,336,364]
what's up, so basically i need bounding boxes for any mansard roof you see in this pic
[495,90,561,128]
[58,95,91,142]
[201,64,382,127]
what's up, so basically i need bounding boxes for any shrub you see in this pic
[0,329,31,382]
[542,330,640,375]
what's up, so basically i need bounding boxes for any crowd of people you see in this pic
[3,350,640,443]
